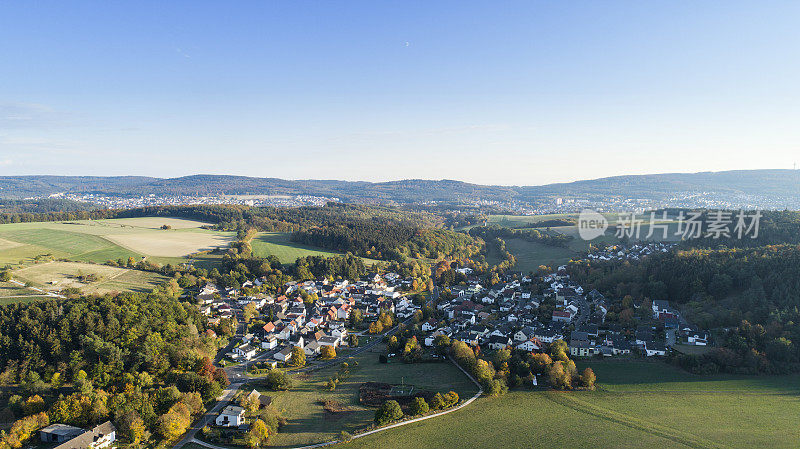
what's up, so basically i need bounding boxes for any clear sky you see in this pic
[1,1,799,185]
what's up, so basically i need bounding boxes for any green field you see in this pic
[0,218,234,269]
[251,232,381,266]
[242,349,477,448]
[342,360,800,449]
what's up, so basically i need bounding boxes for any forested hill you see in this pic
[2,169,800,205]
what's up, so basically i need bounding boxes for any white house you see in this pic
[274,346,293,362]
[261,335,278,350]
[235,344,258,360]
[515,338,541,352]
[216,406,245,427]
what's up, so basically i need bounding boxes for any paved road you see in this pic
[174,287,440,449]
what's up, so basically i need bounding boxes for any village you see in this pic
[193,254,712,434]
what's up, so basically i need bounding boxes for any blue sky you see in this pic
[1,1,799,185]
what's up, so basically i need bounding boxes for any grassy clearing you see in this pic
[251,349,476,448]
[11,261,168,294]
[343,359,800,449]
[251,233,382,266]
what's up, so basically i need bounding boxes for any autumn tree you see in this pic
[320,345,336,360]
[580,367,596,389]
[290,347,306,367]
[245,419,270,448]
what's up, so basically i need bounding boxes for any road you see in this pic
[174,287,440,449]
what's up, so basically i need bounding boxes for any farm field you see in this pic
[343,360,800,449]
[10,261,169,294]
[0,218,234,269]
[242,349,477,448]
[251,232,381,266]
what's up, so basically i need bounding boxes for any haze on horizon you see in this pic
[1,1,799,186]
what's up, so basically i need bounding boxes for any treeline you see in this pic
[293,224,480,262]
[0,291,228,447]
[0,199,97,215]
[469,225,572,248]
[568,245,800,374]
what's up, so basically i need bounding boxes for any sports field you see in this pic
[246,349,477,448]
[0,217,234,268]
[342,359,800,449]
[251,232,381,265]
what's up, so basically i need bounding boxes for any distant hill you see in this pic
[1,169,799,207]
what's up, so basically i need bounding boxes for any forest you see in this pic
[568,245,800,374]
[0,290,228,448]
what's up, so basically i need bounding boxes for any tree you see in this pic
[580,367,596,389]
[409,397,429,415]
[240,392,261,413]
[429,392,445,410]
[117,411,146,445]
[434,335,451,355]
[320,345,336,360]
[548,361,572,390]
[325,377,338,391]
[485,379,508,397]
[442,391,459,407]
[290,347,306,367]
[348,308,364,327]
[21,395,45,415]
[347,334,359,347]
[264,370,291,390]
[243,302,258,323]
[0,270,11,282]
[245,419,270,448]
[374,400,403,425]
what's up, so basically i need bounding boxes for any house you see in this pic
[47,422,116,449]
[645,341,667,356]
[570,341,592,357]
[216,405,246,427]
[235,344,258,360]
[318,335,340,347]
[40,424,85,443]
[261,335,278,350]
[289,334,305,348]
[515,337,542,352]
[652,300,670,318]
[686,330,709,346]
[422,319,438,332]
[534,328,563,344]
[485,335,512,350]
[274,346,293,362]
[304,340,322,356]
[245,389,272,408]
[552,310,573,323]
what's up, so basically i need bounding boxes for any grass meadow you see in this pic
[341,359,800,449]
[251,232,382,266]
